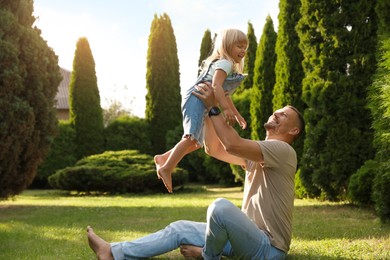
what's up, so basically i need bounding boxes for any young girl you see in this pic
[154,28,248,192]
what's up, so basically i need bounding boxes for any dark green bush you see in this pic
[104,116,152,154]
[48,150,188,193]
[32,121,77,188]
[348,160,377,205]
[373,162,390,223]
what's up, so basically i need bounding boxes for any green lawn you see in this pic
[0,186,389,259]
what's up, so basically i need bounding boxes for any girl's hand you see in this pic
[223,108,236,126]
[235,114,247,129]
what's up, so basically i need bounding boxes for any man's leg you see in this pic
[202,198,273,260]
[87,226,114,260]
[91,220,206,259]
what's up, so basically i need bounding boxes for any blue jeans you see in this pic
[110,198,286,260]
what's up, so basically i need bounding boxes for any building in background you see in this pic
[55,68,71,120]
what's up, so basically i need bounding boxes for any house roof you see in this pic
[55,68,71,109]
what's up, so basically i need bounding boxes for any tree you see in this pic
[250,15,277,140]
[0,0,61,198]
[273,0,305,160]
[69,37,104,159]
[145,13,181,154]
[198,29,213,75]
[236,21,257,94]
[369,0,390,222]
[297,0,377,199]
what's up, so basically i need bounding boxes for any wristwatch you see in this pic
[208,106,221,117]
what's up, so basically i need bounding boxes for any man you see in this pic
[87,82,304,259]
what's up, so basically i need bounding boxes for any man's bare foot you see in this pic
[154,155,173,193]
[87,226,114,260]
[180,245,203,259]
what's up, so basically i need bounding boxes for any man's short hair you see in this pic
[286,105,305,140]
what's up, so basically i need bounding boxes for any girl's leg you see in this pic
[155,137,200,192]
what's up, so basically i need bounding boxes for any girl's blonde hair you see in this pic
[201,28,248,74]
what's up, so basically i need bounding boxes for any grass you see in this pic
[0,186,389,259]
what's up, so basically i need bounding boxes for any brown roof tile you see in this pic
[55,68,71,109]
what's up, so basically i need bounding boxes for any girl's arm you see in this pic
[226,96,247,129]
[212,69,235,126]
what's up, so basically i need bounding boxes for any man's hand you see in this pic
[193,82,217,110]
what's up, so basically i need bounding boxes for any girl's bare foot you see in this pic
[180,245,203,259]
[154,155,173,193]
[87,226,114,260]
[157,167,173,193]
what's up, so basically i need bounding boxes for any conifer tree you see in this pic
[297,0,377,199]
[368,0,390,222]
[145,13,181,154]
[236,21,257,94]
[198,29,213,75]
[250,16,277,140]
[273,0,305,158]
[0,0,61,198]
[69,37,104,159]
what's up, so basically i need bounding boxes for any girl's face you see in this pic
[230,42,247,63]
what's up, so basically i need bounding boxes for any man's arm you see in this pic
[194,83,264,164]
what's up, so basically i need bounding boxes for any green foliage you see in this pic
[102,100,132,126]
[49,150,188,193]
[198,29,213,75]
[367,0,390,222]
[294,169,309,199]
[0,0,61,198]
[32,121,77,188]
[297,0,377,200]
[348,160,377,205]
[69,37,104,159]
[250,15,277,140]
[373,162,390,223]
[273,0,304,112]
[145,13,181,154]
[236,21,257,94]
[273,0,305,161]
[104,115,152,154]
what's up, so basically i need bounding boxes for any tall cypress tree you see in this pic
[273,0,305,158]
[198,29,213,75]
[297,0,377,199]
[69,37,104,159]
[368,0,390,222]
[236,21,257,94]
[145,13,181,154]
[0,0,61,198]
[250,15,277,140]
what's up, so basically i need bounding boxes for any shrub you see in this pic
[49,150,188,193]
[348,160,377,205]
[32,121,77,188]
[373,161,390,223]
[104,116,151,154]
[295,169,309,199]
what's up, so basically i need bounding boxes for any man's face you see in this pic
[264,107,297,135]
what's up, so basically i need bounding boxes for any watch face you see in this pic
[209,107,221,116]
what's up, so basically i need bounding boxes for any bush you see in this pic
[104,116,151,154]
[348,160,377,205]
[48,150,188,193]
[31,121,77,188]
[373,161,390,223]
[295,169,309,199]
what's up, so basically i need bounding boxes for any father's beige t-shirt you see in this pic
[241,139,297,253]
